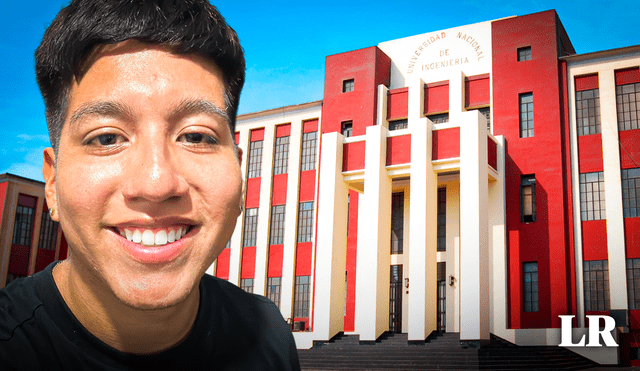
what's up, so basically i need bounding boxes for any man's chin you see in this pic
[111,278,199,311]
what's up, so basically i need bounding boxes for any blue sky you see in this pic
[1,0,637,182]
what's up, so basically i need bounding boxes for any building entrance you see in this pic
[389,265,403,333]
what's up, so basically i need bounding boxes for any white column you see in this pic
[600,70,628,310]
[459,110,490,345]
[449,70,466,122]
[377,84,389,129]
[253,126,276,295]
[228,129,249,285]
[281,120,303,319]
[488,136,508,334]
[408,77,438,341]
[314,132,349,340]
[354,124,392,341]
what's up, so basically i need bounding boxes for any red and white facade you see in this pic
[212,10,640,364]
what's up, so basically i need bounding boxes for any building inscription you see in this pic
[406,31,486,74]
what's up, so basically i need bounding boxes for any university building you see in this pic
[1,9,639,365]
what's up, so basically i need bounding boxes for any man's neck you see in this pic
[52,259,200,355]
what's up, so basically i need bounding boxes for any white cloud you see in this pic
[17,133,50,144]
[2,163,44,182]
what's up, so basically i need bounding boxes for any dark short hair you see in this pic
[36,0,245,151]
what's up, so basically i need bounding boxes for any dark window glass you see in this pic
[428,113,449,124]
[391,193,404,254]
[389,119,408,131]
[342,79,354,93]
[437,188,446,252]
[240,278,254,294]
[477,107,491,129]
[520,93,534,138]
[521,175,536,223]
[269,205,286,245]
[301,131,317,171]
[580,172,606,221]
[293,275,311,318]
[584,260,610,311]
[622,168,640,218]
[247,140,263,178]
[273,136,289,175]
[297,202,314,243]
[341,121,353,138]
[242,208,259,247]
[576,89,601,136]
[38,208,59,250]
[267,277,282,309]
[517,46,532,61]
[523,262,538,312]
[616,82,640,131]
[12,205,35,246]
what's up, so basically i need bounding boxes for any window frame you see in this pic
[341,121,353,138]
[388,118,408,131]
[583,260,610,312]
[342,79,355,93]
[390,192,404,254]
[523,262,539,312]
[622,168,640,218]
[517,46,532,61]
[576,88,601,136]
[269,205,286,245]
[240,278,254,294]
[267,276,282,309]
[242,207,259,247]
[293,275,311,318]
[297,201,314,243]
[247,140,263,179]
[38,208,59,250]
[616,82,640,131]
[519,92,534,138]
[520,175,536,223]
[12,204,35,246]
[272,135,290,175]
[300,131,318,171]
[579,172,606,221]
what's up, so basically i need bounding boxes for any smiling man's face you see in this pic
[44,40,243,309]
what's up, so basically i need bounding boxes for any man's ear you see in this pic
[42,147,59,222]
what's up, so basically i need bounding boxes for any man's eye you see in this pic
[181,132,218,145]
[87,133,123,146]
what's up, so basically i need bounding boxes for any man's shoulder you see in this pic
[0,275,45,340]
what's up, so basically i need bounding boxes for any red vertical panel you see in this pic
[620,130,640,169]
[34,249,55,273]
[215,248,230,280]
[577,134,604,173]
[303,119,319,133]
[8,245,30,275]
[299,171,316,202]
[626,218,640,258]
[271,174,288,205]
[245,178,261,208]
[295,242,312,276]
[432,127,460,160]
[615,67,640,85]
[18,194,37,208]
[267,245,284,277]
[342,142,366,171]
[386,135,411,165]
[0,183,7,223]
[465,74,490,108]
[276,124,291,137]
[575,74,599,91]
[344,190,359,332]
[387,88,408,120]
[488,138,497,170]
[581,220,608,261]
[240,246,256,279]
[424,82,449,114]
[234,132,239,145]
[250,128,264,141]
[59,233,68,259]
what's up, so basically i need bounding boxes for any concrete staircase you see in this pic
[298,332,600,370]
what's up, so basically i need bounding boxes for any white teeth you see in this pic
[121,227,188,246]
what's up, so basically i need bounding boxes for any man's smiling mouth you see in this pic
[115,225,192,246]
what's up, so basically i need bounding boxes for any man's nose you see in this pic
[121,136,189,203]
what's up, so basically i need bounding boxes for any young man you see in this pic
[0,1,300,369]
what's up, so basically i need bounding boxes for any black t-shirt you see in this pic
[0,262,300,371]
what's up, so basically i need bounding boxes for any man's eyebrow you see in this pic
[172,98,229,123]
[69,101,134,127]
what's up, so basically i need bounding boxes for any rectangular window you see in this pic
[477,107,491,130]
[38,208,59,250]
[242,208,259,247]
[580,172,606,221]
[427,113,449,124]
[12,205,35,246]
[517,46,532,61]
[521,175,536,223]
[389,119,408,131]
[247,140,263,178]
[520,93,534,138]
[300,131,317,171]
[297,202,314,243]
[622,168,640,217]
[267,277,282,309]
[269,205,286,245]
[437,188,446,252]
[576,89,601,136]
[272,136,289,175]
[342,79,354,93]
[240,278,254,294]
[584,260,610,311]
[523,262,539,312]
[293,275,311,318]
[627,259,640,310]
[616,82,640,131]
[341,121,353,138]
[390,192,404,254]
